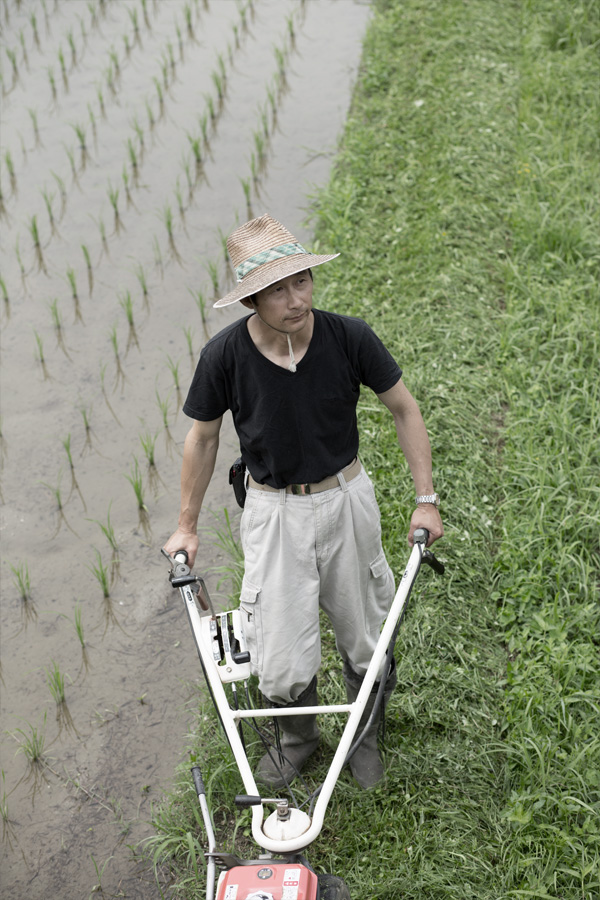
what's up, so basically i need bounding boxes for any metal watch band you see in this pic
[415,492,440,507]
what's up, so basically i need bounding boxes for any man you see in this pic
[164,214,443,790]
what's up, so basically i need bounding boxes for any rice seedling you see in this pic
[109,323,125,381]
[66,267,78,302]
[181,153,194,197]
[125,456,147,511]
[286,13,296,44]
[4,150,17,192]
[187,133,202,168]
[82,242,92,273]
[165,354,181,393]
[10,561,30,601]
[239,175,252,215]
[71,121,87,152]
[45,660,68,705]
[12,715,46,764]
[57,45,67,84]
[89,503,119,554]
[155,389,172,432]
[205,260,219,298]
[184,2,193,37]
[211,69,225,103]
[89,547,110,598]
[198,110,209,148]
[51,170,66,215]
[107,182,120,226]
[79,404,92,451]
[67,28,77,64]
[174,180,185,218]
[167,41,175,74]
[135,263,148,301]
[33,330,47,372]
[141,0,151,28]
[162,202,175,244]
[127,5,140,37]
[126,137,138,172]
[152,235,163,273]
[47,66,57,99]
[41,187,55,229]
[122,32,131,57]
[131,115,144,148]
[182,325,195,366]
[28,108,40,144]
[48,297,62,337]
[153,77,164,112]
[72,603,85,647]
[15,238,25,277]
[188,286,208,331]
[96,85,105,117]
[140,430,158,468]
[46,469,65,510]
[145,99,155,129]
[205,92,216,123]
[1,772,9,825]
[5,47,18,83]
[63,143,77,178]
[29,214,41,251]
[108,46,119,76]
[62,433,74,471]
[30,11,40,46]
[119,289,138,350]
[1,274,8,311]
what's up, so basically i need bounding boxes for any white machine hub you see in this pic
[262,808,311,842]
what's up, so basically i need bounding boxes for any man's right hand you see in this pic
[163,529,199,569]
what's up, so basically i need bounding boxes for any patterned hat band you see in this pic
[235,242,308,282]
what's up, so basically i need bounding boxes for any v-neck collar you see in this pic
[242,309,320,375]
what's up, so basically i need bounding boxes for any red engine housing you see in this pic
[216,861,318,899]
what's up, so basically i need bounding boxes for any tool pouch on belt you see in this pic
[229,457,247,508]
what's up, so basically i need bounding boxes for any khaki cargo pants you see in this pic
[239,465,395,704]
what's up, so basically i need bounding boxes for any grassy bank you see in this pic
[149,1,599,897]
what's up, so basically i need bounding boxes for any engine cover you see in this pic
[216,861,318,900]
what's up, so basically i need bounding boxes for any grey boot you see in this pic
[256,676,320,789]
[343,659,397,789]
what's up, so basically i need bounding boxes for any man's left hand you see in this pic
[408,506,444,547]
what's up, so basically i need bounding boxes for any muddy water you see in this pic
[0,1,371,897]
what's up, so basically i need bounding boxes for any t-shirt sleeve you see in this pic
[356,321,402,394]
[182,343,230,421]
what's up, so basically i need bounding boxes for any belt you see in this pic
[248,457,361,496]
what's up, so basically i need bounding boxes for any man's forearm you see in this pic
[393,402,435,496]
[177,426,220,533]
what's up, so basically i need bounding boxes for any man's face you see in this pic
[249,270,313,334]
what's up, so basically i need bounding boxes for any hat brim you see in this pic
[213,252,340,308]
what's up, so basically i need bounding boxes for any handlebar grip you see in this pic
[175,549,189,563]
[191,766,205,797]
[413,527,429,545]
[234,794,262,808]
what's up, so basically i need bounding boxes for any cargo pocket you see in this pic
[367,549,395,624]
[239,578,262,677]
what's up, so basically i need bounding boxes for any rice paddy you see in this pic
[0,0,370,896]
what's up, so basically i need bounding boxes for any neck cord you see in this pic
[286,333,297,373]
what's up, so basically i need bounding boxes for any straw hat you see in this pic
[213,214,339,307]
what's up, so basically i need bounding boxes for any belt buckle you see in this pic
[291,483,311,495]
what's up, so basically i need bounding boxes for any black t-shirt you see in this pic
[183,308,402,487]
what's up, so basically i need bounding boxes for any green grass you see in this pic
[150,2,599,897]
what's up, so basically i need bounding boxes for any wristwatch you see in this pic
[415,492,440,507]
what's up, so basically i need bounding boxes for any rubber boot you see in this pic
[256,676,320,789]
[343,659,397,789]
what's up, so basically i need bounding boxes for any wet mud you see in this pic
[0,1,371,897]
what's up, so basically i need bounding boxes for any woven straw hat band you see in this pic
[212,214,339,307]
